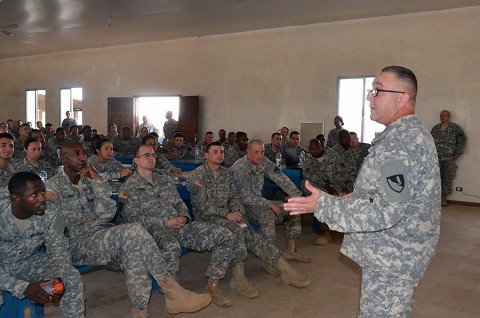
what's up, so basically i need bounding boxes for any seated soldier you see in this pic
[45,141,211,317]
[264,132,283,163]
[324,130,361,194]
[230,139,312,272]
[188,142,310,289]
[302,139,332,246]
[0,133,18,188]
[223,131,248,167]
[30,129,60,169]
[194,131,214,158]
[0,172,85,318]
[216,129,230,149]
[163,132,194,160]
[65,125,83,142]
[13,123,31,159]
[142,135,182,177]
[114,127,140,156]
[281,131,307,155]
[46,128,66,151]
[118,144,237,308]
[15,137,56,179]
[349,131,371,164]
[105,123,121,143]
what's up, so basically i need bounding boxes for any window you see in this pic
[135,96,180,140]
[25,89,46,125]
[60,87,83,125]
[338,77,384,143]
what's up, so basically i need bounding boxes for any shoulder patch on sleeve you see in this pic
[380,160,411,202]
[193,179,204,188]
[45,191,59,200]
[119,192,129,200]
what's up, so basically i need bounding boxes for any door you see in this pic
[178,96,199,145]
[107,97,137,134]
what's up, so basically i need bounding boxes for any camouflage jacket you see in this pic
[187,162,244,221]
[230,156,301,208]
[431,122,467,161]
[315,115,441,280]
[0,197,71,299]
[118,173,190,232]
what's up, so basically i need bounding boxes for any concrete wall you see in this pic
[1,7,479,203]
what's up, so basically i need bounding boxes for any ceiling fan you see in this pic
[1,23,19,36]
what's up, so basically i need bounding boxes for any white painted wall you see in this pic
[0,7,479,202]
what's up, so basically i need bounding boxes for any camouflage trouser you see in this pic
[439,159,457,195]
[244,204,302,245]
[3,253,85,318]
[149,220,234,280]
[203,216,283,267]
[359,269,418,318]
[70,224,171,309]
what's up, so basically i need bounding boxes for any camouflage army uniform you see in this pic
[302,154,327,191]
[326,127,342,148]
[352,142,371,164]
[13,138,27,159]
[230,156,302,245]
[164,143,194,160]
[87,155,125,180]
[45,170,175,309]
[41,146,61,168]
[187,163,283,266]
[430,122,467,195]
[264,143,282,163]
[65,135,83,142]
[155,153,179,175]
[323,143,361,193]
[216,139,231,150]
[114,138,140,156]
[105,134,121,144]
[223,144,246,167]
[136,123,159,137]
[15,158,56,180]
[46,138,64,151]
[0,196,85,317]
[313,115,441,317]
[0,161,18,188]
[118,173,234,280]
[193,141,208,158]
[163,119,178,141]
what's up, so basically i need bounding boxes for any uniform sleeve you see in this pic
[454,125,467,157]
[186,171,224,219]
[88,179,117,221]
[229,165,271,208]
[315,159,413,232]
[44,211,74,276]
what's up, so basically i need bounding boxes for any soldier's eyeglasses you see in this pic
[367,89,405,97]
[136,153,154,159]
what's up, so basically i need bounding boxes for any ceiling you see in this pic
[1,0,480,60]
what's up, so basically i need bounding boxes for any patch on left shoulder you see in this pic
[119,192,128,200]
[45,191,59,200]
[386,174,405,193]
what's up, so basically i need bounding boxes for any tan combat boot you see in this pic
[159,277,212,315]
[263,262,280,277]
[229,262,259,299]
[205,279,232,307]
[275,257,311,288]
[284,239,312,262]
[132,307,149,318]
[314,231,333,246]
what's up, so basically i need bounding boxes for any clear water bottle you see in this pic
[194,147,201,160]
[275,152,282,167]
[39,169,48,182]
[41,277,64,295]
[299,151,305,166]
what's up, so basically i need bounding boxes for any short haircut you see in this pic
[349,132,358,136]
[149,132,159,138]
[20,123,31,129]
[271,132,281,138]
[142,135,156,144]
[247,139,263,149]
[308,139,320,147]
[228,131,236,137]
[8,172,41,196]
[205,131,214,135]
[173,132,184,139]
[290,131,300,138]
[0,133,14,141]
[236,131,247,139]
[206,141,222,152]
[281,126,289,132]
[339,129,350,139]
[134,144,151,158]
[24,137,40,149]
[70,125,79,130]
[122,127,131,133]
[381,65,418,93]
[56,127,64,134]
[45,123,53,128]
[108,123,117,128]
